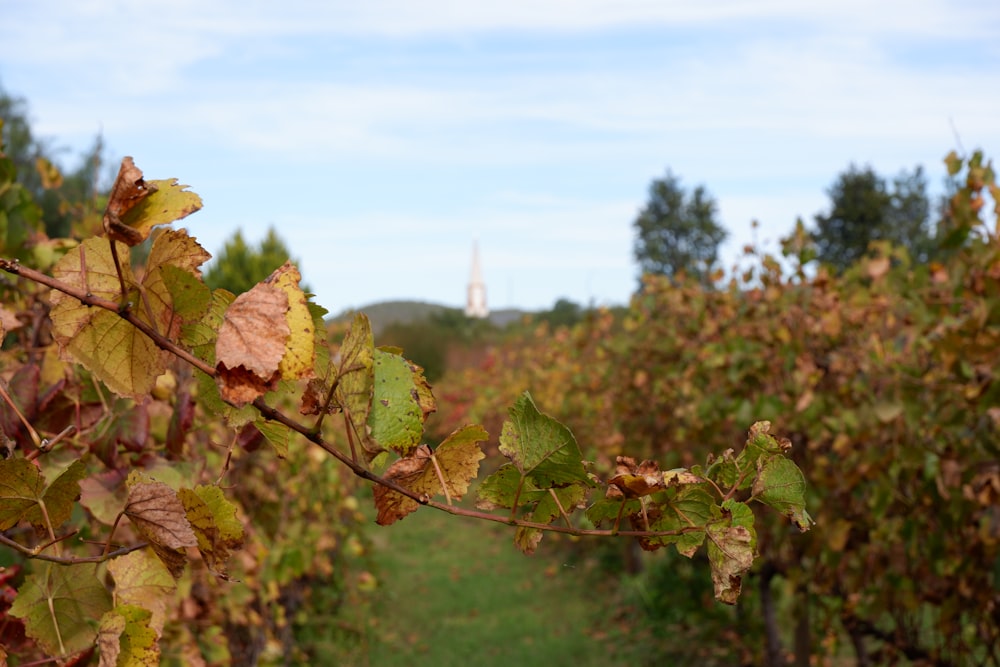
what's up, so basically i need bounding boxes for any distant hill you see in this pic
[331,300,528,335]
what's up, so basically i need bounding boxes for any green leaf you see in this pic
[368,349,431,457]
[637,486,714,556]
[160,264,211,324]
[255,418,292,459]
[498,392,588,487]
[752,457,813,531]
[9,563,113,657]
[706,500,757,605]
[476,463,525,510]
[107,550,176,636]
[97,604,160,666]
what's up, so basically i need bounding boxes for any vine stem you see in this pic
[0,532,147,564]
[0,258,700,542]
[0,378,43,449]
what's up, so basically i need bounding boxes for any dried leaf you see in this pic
[373,425,486,525]
[103,157,155,246]
[214,282,290,406]
[97,604,160,666]
[706,500,757,605]
[125,472,197,552]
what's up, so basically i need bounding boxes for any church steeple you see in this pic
[465,241,488,318]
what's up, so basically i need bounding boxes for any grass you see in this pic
[361,503,620,667]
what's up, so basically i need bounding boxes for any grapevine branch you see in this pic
[0,257,706,541]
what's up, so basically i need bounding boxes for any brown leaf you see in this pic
[125,479,197,551]
[215,283,290,406]
[373,425,486,525]
[104,157,156,246]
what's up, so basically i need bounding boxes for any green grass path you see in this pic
[365,506,616,667]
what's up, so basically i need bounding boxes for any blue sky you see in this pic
[2,1,998,314]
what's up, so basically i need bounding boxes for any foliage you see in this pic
[813,163,934,270]
[633,170,727,285]
[433,149,1000,665]
[203,226,307,296]
[0,129,808,663]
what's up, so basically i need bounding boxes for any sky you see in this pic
[1,1,999,314]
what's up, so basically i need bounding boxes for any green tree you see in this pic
[633,171,727,285]
[813,164,933,270]
[204,226,306,294]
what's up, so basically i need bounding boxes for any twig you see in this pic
[0,531,146,564]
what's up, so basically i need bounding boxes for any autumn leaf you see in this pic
[0,459,86,532]
[269,262,314,380]
[125,472,197,555]
[102,157,155,246]
[9,563,113,657]
[214,281,290,406]
[334,314,376,458]
[50,233,210,399]
[178,485,245,573]
[97,604,160,667]
[706,500,757,605]
[107,550,176,636]
[103,157,202,247]
[0,458,44,530]
[373,425,486,525]
[368,349,436,457]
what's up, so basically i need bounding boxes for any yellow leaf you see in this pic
[267,261,314,380]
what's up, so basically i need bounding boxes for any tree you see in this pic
[203,226,307,294]
[813,164,933,270]
[633,171,728,285]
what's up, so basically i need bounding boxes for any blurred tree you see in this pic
[633,171,727,285]
[1,83,108,239]
[535,298,583,328]
[204,227,307,295]
[813,164,933,270]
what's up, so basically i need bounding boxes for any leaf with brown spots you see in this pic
[214,282,290,406]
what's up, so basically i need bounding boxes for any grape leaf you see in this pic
[32,460,87,530]
[9,563,113,657]
[0,459,86,531]
[498,391,588,487]
[373,425,487,525]
[270,261,315,380]
[97,604,160,666]
[752,456,813,531]
[125,472,197,553]
[103,157,201,246]
[79,468,129,526]
[178,485,245,573]
[706,500,757,605]
[0,458,44,530]
[50,232,210,399]
[255,417,292,459]
[368,349,435,457]
[214,282,290,406]
[334,314,377,458]
[633,486,714,555]
[107,550,175,636]
[102,157,155,246]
